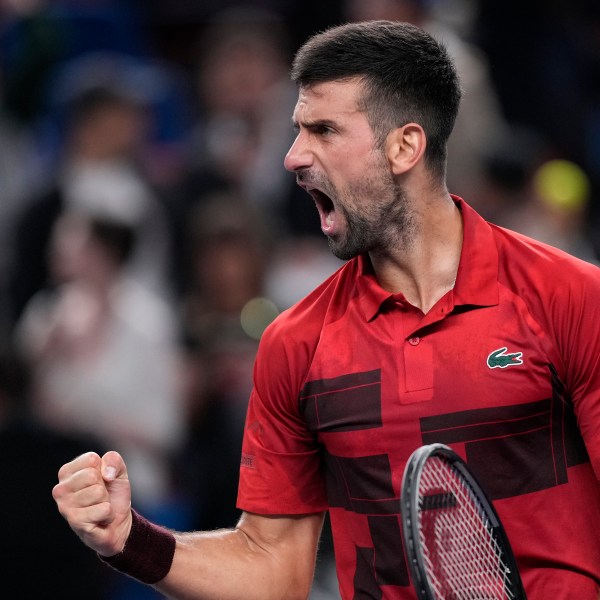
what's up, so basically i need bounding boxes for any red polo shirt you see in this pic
[237,197,600,599]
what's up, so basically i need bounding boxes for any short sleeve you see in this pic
[236,319,328,514]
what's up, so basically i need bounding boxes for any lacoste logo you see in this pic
[487,347,523,369]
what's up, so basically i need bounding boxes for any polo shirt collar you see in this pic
[452,196,499,308]
[355,254,392,321]
[355,195,499,321]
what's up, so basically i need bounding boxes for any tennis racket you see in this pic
[400,443,526,600]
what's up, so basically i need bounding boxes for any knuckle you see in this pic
[80,466,103,487]
[95,501,113,522]
[52,482,66,502]
[85,451,102,466]
[57,464,68,480]
[88,482,110,505]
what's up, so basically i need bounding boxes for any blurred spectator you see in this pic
[179,8,312,234]
[181,192,274,330]
[0,0,195,192]
[6,81,174,328]
[0,345,113,599]
[476,0,600,256]
[0,0,148,127]
[170,8,344,311]
[472,124,549,227]
[175,324,254,532]
[502,157,598,264]
[265,237,344,310]
[14,209,184,516]
[39,50,194,186]
[468,121,599,264]
[174,193,276,530]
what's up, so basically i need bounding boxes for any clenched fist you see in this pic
[52,451,133,557]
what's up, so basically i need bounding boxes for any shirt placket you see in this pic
[394,292,455,403]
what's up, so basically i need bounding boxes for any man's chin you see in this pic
[328,237,361,262]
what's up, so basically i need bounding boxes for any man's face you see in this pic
[284,78,411,260]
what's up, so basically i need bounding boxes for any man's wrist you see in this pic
[99,509,176,584]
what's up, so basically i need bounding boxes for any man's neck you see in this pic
[369,193,463,314]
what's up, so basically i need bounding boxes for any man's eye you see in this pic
[315,125,333,136]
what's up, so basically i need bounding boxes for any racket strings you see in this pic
[417,457,516,600]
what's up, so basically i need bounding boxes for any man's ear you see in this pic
[385,123,427,175]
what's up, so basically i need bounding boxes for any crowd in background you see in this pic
[0,1,598,599]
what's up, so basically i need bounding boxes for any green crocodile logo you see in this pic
[487,347,523,369]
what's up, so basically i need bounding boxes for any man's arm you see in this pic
[160,512,324,600]
[53,451,325,600]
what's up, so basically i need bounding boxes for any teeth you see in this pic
[326,212,334,227]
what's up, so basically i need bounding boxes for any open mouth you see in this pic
[308,188,336,233]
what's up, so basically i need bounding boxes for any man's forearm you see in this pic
[154,512,324,600]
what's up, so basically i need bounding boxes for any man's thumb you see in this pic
[101,451,128,483]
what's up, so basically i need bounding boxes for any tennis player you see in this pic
[53,20,600,599]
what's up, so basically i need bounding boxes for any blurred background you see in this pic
[0,1,598,598]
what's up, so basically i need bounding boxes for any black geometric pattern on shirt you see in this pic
[549,363,588,468]
[298,369,382,433]
[420,365,589,500]
[299,369,410,595]
[368,515,410,587]
[353,519,411,600]
[323,452,398,514]
[349,517,410,597]
[299,365,591,596]
[353,547,382,600]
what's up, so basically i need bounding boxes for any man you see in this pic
[53,21,600,599]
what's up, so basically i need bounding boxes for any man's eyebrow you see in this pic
[292,118,338,131]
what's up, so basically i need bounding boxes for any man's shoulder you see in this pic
[490,222,600,306]
[263,258,359,342]
[252,258,360,393]
[491,223,599,275]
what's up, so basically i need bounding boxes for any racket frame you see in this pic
[400,443,526,600]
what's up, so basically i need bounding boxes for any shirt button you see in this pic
[408,336,420,346]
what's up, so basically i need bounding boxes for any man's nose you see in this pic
[284,133,313,172]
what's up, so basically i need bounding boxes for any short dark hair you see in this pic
[291,20,461,179]
[69,85,141,127]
